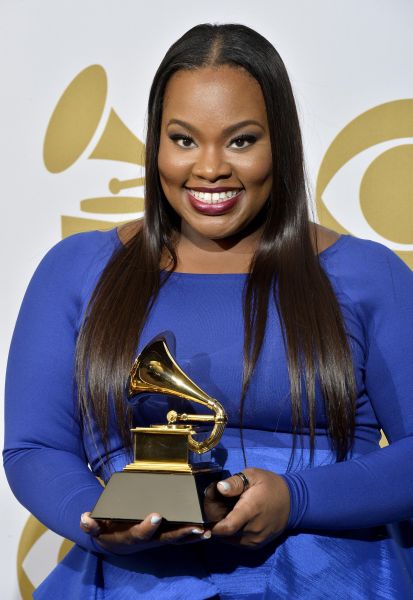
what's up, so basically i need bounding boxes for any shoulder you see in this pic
[321,233,410,275]
[24,228,121,311]
[321,234,412,310]
[40,228,119,266]
[33,228,120,283]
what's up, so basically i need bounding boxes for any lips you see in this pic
[186,188,243,216]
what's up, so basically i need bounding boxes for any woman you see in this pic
[4,23,413,599]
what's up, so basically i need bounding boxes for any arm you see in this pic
[3,232,210,553]
[3,234,113,551]
[210,242,413,545]
[284,243,413,530]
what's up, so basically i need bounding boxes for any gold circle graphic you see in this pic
[360,144,413,244]
[17,515,73,599]
[316,99,413,268]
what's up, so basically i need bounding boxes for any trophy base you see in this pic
[91,469,226,524]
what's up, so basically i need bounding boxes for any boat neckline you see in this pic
[112,228,349,276]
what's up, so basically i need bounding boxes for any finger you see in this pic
[127,513,163,542]
[204,482,218,500]
[203,483,235,522]
[217,472,250,497]
[98,513,164,545]
[159,524,210,544]
[80,512,102,536]
[211,500,251,537]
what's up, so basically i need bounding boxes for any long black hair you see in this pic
[76,23,356,465]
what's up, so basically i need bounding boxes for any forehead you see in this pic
[162,66,267,125]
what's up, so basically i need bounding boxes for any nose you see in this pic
[192,145,232,182]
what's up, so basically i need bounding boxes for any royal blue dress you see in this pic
[4,228,413,599]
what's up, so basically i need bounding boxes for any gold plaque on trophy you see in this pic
[91,333,228,524]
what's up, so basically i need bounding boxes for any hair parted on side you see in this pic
[76,23,356,471]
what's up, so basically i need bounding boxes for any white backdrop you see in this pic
[1,1,412,597]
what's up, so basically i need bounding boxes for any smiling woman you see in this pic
[4,22,413,600]
[157,66,272,259]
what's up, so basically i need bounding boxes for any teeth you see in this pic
[189,189,240,204]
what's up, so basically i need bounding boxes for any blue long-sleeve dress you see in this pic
[4,227,413,599]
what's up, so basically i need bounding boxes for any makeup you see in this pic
[186,189,243,216]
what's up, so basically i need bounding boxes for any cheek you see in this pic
[158,143,191,185]
[236,149,272,186]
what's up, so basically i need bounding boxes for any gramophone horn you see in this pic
[43,64,145,173]
[128,333,227,454]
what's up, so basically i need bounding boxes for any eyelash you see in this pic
[169,133,257,149]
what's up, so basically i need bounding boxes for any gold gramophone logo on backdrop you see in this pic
[43,64,145,238]
[17,65,146,600]
[316,99,413,269]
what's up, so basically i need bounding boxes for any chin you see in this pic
[194,224,240,240]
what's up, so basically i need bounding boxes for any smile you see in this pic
[186,188,243,216]
[188,189,241,205]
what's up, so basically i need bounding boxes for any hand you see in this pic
[208,468,290,549]
[80,512,211,555]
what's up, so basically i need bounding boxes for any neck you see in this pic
[167,219,265,274]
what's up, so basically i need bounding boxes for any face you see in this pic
[157,66,273,245]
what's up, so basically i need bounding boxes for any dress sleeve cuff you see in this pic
[280,472,309,530]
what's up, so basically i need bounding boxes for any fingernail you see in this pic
[204,483,213,497]
[202,531,212,539]
[151,515,162,525]
[192,528,204,535]
[217,481,230,492]
[81,514,90,528]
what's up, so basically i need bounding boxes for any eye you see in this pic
[229,134,257,149]
[169,134,196,149]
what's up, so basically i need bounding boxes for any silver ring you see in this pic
[234,471,250,492]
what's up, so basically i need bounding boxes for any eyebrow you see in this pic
[166,118,265,135]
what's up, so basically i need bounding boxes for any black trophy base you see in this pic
[91,469,226,524]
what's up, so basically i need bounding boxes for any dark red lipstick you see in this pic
[186,189,243,216]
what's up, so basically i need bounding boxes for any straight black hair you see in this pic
[76,23,356,468]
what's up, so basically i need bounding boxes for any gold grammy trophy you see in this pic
[91,333,228,523]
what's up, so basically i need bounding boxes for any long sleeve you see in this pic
[3,232,117,551]
[284,240,413,530]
